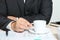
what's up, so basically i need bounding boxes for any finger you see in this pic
[20,18,30,25]
[16,21,29,30]
[18,20,31,28]
[28,23,32,27]
[22,19,32,27]
[19,18,32,27]
[18,24,29,30]
[15,28,24,33]
[19,21,28,27]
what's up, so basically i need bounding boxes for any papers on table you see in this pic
[0,28,57,40]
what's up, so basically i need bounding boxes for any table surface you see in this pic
[0,25,57,40]
[47,24,58,40]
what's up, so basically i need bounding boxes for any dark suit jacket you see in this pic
[0,0,52,31]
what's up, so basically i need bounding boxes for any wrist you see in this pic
[7,16,19,21]
[11,21,16,31]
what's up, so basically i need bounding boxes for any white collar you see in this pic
[24,0,25,3]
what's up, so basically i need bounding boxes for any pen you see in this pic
[6,30,8,36]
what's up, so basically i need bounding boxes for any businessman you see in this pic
[0,0,52,32]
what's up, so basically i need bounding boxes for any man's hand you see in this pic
[7,16,32,33]
[7,16,17,21]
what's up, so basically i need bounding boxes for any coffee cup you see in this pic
[28,20,47,34]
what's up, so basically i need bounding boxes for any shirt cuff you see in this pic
[6,21,14,31]
[6,17,19,31]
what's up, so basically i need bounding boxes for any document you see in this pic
[0,28,57,40]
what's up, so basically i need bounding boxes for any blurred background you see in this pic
[50,0,60,22]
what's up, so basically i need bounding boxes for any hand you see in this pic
[11,17,32,33]
[7,16,17,21]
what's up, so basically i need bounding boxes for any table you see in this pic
[47,24,58,40]
[0,25,58,40]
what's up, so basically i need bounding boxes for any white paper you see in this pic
[0,28,57,40]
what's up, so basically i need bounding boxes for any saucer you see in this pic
[28,27,49,35]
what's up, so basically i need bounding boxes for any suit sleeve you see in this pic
[0,0,12,31]
[23,0,53,24]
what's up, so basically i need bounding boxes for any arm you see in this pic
[0,0,32,33]
[0,0,12,31]
[23,0,53,24]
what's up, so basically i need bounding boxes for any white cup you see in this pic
[29,20,47,34]
[33,20,46,33]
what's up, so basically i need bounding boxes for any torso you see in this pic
[6,0,41,17]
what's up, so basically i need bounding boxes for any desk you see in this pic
[47,25,57,38]
[0,25,58,40]
[47,24,58,40]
